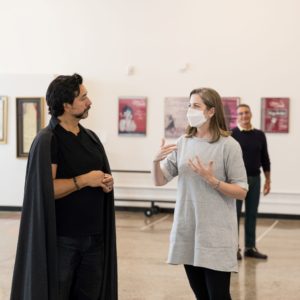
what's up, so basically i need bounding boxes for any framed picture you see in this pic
[221,97,240,130]
[164,97,190,139]
[16,97,44,157]
[261,98,289,133]
[0,96,8,144]
[118,97,147,136]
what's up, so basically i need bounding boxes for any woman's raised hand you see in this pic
[153,139,177,162]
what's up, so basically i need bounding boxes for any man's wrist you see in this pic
[72,177,80,190]
[76,174,87,189]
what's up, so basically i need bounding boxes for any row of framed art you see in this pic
[119,96,290,139]
[0,96,290,157]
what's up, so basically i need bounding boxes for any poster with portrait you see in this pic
[261,98,289,133]
[118,97,147,136]
[221,97,240,130]
[0,96,8,144]
[164,97,189,139]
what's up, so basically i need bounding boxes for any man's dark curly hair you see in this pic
[46,73,83,117]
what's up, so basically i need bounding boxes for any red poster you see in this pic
[221,97,240,130]
[118,97,147,135]
[261,98,289,133]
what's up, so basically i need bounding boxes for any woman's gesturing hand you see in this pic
[188,156,214,182]
[153,139,177,163]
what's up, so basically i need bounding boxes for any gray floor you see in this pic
[1,210,300,299]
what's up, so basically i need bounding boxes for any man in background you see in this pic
[232,104,271,260]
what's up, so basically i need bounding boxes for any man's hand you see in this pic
[102,173,114,193]
[263,180,271,196]
[85,170,105,188]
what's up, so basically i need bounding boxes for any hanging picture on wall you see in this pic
[118,97,147,136]
[16,97,44,157]
[0,96,8,144]
[261,97,289,133]
[221,97,240,130]
[164,97,189,139]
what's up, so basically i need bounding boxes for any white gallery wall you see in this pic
[0,0,299,214]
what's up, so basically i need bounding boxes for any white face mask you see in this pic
[187,107,207,128]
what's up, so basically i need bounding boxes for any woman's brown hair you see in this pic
[185,88,230,143]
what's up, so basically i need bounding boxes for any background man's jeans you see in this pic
[57,234,104,300]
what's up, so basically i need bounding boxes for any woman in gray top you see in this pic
[153,88,248,300]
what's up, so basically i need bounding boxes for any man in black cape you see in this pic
[10,74,118,300]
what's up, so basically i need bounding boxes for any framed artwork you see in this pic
[0,96,8,144]
[16,97,44,157]
[118,97,147,136]
[261,98,289,133]
[221,97,240,130]
[164,97,190,139]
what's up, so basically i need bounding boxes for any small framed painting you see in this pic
[118,97,147,136]
[0,96,8,144]
[16,97,44,157]
[261,98,289,133]
[221,97,240,130]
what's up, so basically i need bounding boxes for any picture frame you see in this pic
[164,97,189,139]
[0,96,8,144]
[261,97,289,133]
[221,97,241,130]
[16,97,44,157]
[118,97,147,136]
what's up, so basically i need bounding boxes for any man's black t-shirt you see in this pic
[51,124,105,236]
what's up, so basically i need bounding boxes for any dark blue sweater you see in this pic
[231,127,271,176]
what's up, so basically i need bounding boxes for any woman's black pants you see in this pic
[184,264,232,300]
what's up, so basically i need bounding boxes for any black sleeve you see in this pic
[51,136,58,164]
[230,127,238,140]
[261,132,271,172]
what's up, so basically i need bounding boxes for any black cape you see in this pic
[10,117,118,300]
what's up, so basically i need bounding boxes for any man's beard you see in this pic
[74,107,90,119]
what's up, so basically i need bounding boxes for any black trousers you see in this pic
[236,175,261,248]
[184,265,232,300]
[57,235,104,300]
